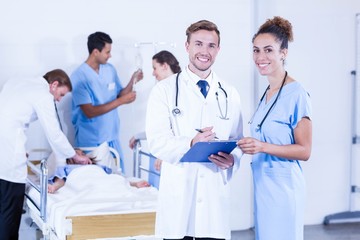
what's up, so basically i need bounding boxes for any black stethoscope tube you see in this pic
[172,71,228,119]
[249,71,288,131]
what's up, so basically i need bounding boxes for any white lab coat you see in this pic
[0,77,75,184]
[146,68,243,239]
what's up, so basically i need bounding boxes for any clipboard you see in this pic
[180,140,237,163]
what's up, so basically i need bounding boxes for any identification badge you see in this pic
[108,82,115,91]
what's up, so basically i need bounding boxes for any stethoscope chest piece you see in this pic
[172,107,181,116]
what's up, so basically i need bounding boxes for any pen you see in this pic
[195,128,219,139]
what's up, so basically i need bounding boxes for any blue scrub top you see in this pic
[250,81,312,166]
[71,63,123,147]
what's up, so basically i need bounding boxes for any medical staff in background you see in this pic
[71,31,143,174]
[237,16,312,240]
[129,50,181,178]
[0,69,90,240]
[151,50,182,82]
[146,20,243,240]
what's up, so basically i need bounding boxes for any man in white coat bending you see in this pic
[146,20,243,240]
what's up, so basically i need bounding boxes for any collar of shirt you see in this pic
[185,66,214,90]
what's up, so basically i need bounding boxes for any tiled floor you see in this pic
[231,223,360,240]
[19,210,42,240]
[19,209,360,240]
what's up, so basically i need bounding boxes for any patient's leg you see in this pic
[130,180,150,188]
[48,177,65,193]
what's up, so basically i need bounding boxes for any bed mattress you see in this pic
[26,165,158,240]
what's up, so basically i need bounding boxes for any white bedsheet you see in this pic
[27,165,158,240]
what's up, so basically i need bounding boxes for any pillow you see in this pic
[46,151,65,177]
[85,142,117,172]
[46,142,119,177]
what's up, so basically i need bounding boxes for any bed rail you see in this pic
[132,135,160,188]
[26,159,48,222]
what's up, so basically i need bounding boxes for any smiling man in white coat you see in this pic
[145,20,243,240]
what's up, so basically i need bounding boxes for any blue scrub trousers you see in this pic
[148,156,160,189]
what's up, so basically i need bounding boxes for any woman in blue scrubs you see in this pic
[238,16,312,240]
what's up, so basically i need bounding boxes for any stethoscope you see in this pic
[172,71,229,120]
[248,71,287,131]
[54,100,63,131]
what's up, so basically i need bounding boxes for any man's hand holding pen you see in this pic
[191,126,218,147]
[192,127,234,169]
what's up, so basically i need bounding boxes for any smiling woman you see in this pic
[237,16,312,240]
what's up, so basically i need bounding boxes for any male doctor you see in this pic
[0,69,90,239]
[146,20,243,240]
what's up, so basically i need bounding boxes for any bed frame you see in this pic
[132,135,160,180]
[66,212,155,240]
[25,147,156,240]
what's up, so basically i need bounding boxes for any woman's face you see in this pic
[252,33,287,76]
[152,60,172,81]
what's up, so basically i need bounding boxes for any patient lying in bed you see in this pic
[48,149,150,193]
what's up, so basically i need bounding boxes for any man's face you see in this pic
[95,43,112,64]
[185,29,220,74]
[49,81,70,102]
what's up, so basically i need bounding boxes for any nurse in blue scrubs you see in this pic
[238,16,312,240]
[71,32,143,174]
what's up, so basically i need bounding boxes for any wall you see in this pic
[1,0,360,231]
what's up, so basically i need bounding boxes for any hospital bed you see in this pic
[25,146,158,240]
[132,134,160,189]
